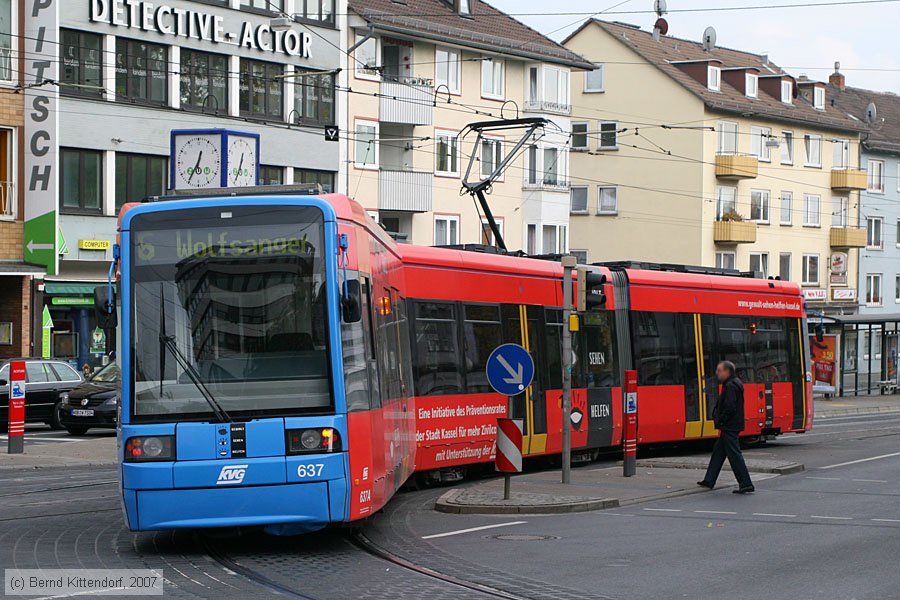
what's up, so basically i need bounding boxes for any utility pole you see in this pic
[561,255,577,484]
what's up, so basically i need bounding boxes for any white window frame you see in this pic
[540,145,567,188]
[540,224,567,255]
[749,252,769,278]
[481,56,504,100]
[0,0,16,84]
[585,64,604,92]
[434,129,460,177]
[0,127,15,220]
[803,194,821,227]
[571,122,590,151]
[480,135,504,180]
[779,252,791,281]
[896,219,900,248]
[571,249,589,264]
[750,126,772,162]
[866,273,883,307]
[707,65,721,92]
[802,254,820,286]
[867,216,884,250]
[598,121,618,150]
[832,196,849,228]
[354,119,379,169]
[745,73,758,98]
[354,33,379,81]
[598,186,618,215]
[479,217,504,245]
[435,46,461,95]
[868,159,885,193]
[895,275,900,303]
[780,191,793,226]
[717,121,738,155]
[537,65,570,108]
[434,214,460,246]
[897,161,900,193]
[804,134,822,168]
[781,131,794,165]
[717,186,737,219]
[570,186,589,215]
[832,139,850,170]
[781,79,792,104]
[459,0,471,15]
[716,252,736,270]
[750,189,770,224]
[814,86,825,110]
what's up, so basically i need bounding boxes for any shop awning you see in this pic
[44,282,103,295]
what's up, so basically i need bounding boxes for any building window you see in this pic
[570,186,588,214]
[571,122,589,151]
[866,273,883,306]
[527,145,538,185]
[750,126,772,162]
[354,33,378,78]
[804,134,822,167]
[434,215,459,246]
[716,186,737,219]
[745,73,758,98]
[0,128,13,219]
[779,253,791,281]
[868,159,885,192]
[435,131,459,176]
[354,120,378,168]
[781,80,792,104]
[480,218,504,246]
[435,47,460,94]
[896,275,900,303]
[832,196,849,228]
[542,224,567,254]
[115,39,167,106]
[294,0,335,23]
[803,194,821,227]
[480,137,503,178]
[750,189,770,223]
[814,86,825,110]
[716,252,736,270]
[60,30,103,98]
[585,64,604,92]
[115,153,166,209]
[459,0,471,15]
[707,65,721,91]
[259,165,283,185]
[60,148,103,214]
[780,191,793,225]
[0,0,11,81]
[239,59,283,120]
[832,139,850,169]
[481,57,504,99]
[527,224,536,255]
[292,72,335,125]
[571,250,589,264]
[897,219,900,248]
[598,186,617,215]
[867,216,884,249]
[538,66,570,109]
[749,252,769,278]
[802,254,819,286]
[542,147,565,186]
[599,122,618,149]
[781,131,794,164]
[294,168,335,193]
[241,0,285,11]
[180,50,228,112]
[717,122,738,155]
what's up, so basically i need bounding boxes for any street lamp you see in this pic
[270,16,294,32]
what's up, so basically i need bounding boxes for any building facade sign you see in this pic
[803,289,827,301]
[24,0,60,275]
[90,0,313,58]
[78,240,112,251]
[830,251,849,286]
[832,288,857,302]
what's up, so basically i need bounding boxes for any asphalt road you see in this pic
[1,413,897,600]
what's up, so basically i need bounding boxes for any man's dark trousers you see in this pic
[703,430,753,489]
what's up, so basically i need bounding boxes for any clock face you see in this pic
[228,136,258,187]
[175,135,222,189]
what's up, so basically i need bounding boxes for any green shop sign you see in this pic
[51,297,94,306]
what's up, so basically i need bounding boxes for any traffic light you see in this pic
[577,268,607,312]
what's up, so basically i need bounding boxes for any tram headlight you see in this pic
[286,428,341,455]
[125,435,175,462]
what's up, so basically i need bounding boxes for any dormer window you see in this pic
[459,0,471,15]
[814,86,825,110]
[745,74,758,98]
[781,80,792,104]
[708,66,721,92]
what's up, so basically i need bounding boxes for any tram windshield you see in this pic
[129,205,332,421]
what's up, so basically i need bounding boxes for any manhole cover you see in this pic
[489,534,559,541]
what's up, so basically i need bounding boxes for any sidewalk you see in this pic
[0,436,117,469]
[814,393,900,418]
[436,456,797,515]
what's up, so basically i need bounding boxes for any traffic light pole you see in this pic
[561,255,577,485]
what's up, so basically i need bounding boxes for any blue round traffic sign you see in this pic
[486,344,535,397]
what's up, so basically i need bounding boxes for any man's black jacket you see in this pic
[713,376,745,432]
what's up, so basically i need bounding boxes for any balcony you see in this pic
[380,77,434,126]
[831,168,867,191]
[715,154,758,180]
[523,178,570,193]
[714,220,758,244]
[830,227,867,248]
[378,170,434,213]
[523,99,572,116]
[0,181,14,219]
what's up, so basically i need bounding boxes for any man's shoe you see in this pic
[733,486,755,494]
[697,481,714,489]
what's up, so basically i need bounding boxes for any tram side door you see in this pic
[499,305,547,456]
[694,314,720,438]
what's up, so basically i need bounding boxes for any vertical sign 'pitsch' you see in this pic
[24,0,60,275]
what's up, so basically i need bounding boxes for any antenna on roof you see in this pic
[866,102,878,125]
[652,0,668,40]
[702,26,717,52]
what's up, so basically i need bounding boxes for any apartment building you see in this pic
[564,20,866,314]
[344,0,592,252]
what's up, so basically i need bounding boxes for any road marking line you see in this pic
[851,479,888,483]
[422,521,527,540]
[819,451,900,470]
[806,476,842,481]
[694,510,736,515]
[872,518,900,523]
[810,515,853,520]
[753,513,797,518]
[643,508,682,512]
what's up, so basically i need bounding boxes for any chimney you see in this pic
[829,61,845,90]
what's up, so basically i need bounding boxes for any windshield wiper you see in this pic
[158,284,232,423]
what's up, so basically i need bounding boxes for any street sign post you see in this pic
[561,255,577,484]
[487,344,534,499]
[7,360,26,454]
[624,369,638,477]
[496,418,523,500]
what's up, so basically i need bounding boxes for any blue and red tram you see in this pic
[110,192,811,531]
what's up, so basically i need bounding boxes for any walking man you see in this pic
[698,361,755,494]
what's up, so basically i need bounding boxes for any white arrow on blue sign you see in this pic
[486,344,535,397]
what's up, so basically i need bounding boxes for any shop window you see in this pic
[180,49,229,113]
[60,29,103,98]
[260,165,283,185]
[115,39,167,106]
[294,168,335,193]
[292,72,336,126]
[239,59,284,120]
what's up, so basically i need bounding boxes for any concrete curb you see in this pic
[815,407,900,419]
[435,489,620,515]
[635,459,805,476]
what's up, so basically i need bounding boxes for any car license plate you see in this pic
[71,409,94,417]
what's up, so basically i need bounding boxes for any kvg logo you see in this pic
[217,464,248,485]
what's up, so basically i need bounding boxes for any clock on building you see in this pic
[170,129,261,190]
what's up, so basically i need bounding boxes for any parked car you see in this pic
[0,358,84,430]
[59,361,120,435]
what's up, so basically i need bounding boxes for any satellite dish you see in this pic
[703,26,717,52]
[654,0,668,15]
[655,18,669,36]
[866,102,878,125]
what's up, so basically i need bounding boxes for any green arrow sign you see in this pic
[41,305,53,359]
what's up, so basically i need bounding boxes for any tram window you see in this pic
[544,309,564,390]
[752,318,789,383]
[633,312,682,386]
[341,292,370,412]
[717,316,755,383]
[679,313,701,422]
[582,311,619,388]
[412,302,463,396]
[395,297,413,397]
[463,304,502,393]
